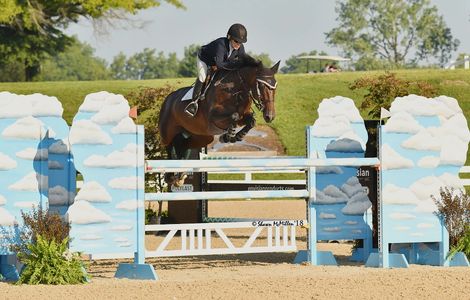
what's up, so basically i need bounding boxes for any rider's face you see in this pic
[230,39,241,50]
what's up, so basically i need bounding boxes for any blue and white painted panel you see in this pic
[67,91,143,257]
[309,96,372,240]
[382,95,469,243]
[0,92,73,254]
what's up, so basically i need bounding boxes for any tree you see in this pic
[178,44,200,78]
[248,52,273,68]
[0,0,184,81]
[325,0,459,69]
[34,37,109,81]
[110,52,128,80]
[110,48,181,80]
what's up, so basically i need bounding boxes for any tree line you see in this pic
[0,0,467,82]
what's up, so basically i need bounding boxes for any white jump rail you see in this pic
[145,221,305,257]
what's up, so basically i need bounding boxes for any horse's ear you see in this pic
[271,61,281,73]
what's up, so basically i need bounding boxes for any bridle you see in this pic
[214,69,277,111]
[250,76,278,111]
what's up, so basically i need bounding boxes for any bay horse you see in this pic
[159,57,280,185]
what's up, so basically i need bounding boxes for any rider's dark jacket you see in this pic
[199,37,246,70]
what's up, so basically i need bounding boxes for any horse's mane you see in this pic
[239,55,263,69]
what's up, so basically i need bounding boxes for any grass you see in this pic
[1,69,469,163]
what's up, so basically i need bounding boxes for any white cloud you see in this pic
[324,185,349,201]
[311,116,352,137]
[390,94,439,117]
[79,91,114,112]
[410,176,444,202]
[415,201,438,213]
[0,152,17,170]
[434,96,462,116]
[319,212,336,219]
[15,148,48,161]
[48,140,70,154]
[410,232,424,237]
[75,181,112,203]
[119,242,132,247]
[110,225,133,231]
[48,160,64,170]
[83,144,144,168]
[27,93,63,117]
[384,111,423,134]
[351,230,362,234]
[79,234,103,241]
[66,201,112,225]
[401,129,441,151]
[0,207,16,226]
[439,173,464,189]
[69,120,112,145]
[322,227,341,232]
[317,96,363,122]
[394,226,411,231]
[48,185,75,206]
[340,177,364,198]
[108,176,144,190]
[116,199,144,211]
[439,113,470,143]
[0,194,6,205]
[341,191,371,215]
[417,156,440,168]
[113,237,129,243]
[2,116,45,140]
[326,137,364,153]
[417,223,435,229]
[344,221,358,225]
[383,184,420,205]
[381,144,414,170]
[0,92,33,118]
[91,95,130,124]
[389,213,416,220]
[112,117,137,134]
[8,172,48,192]
[316,166,343,174]
[440,136,468,166]
[14,201,38,209]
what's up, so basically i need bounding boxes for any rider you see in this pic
[185,23,248,117]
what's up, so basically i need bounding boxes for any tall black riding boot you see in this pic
[185,79,203,117]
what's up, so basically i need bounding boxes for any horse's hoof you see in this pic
[219,134,229,143]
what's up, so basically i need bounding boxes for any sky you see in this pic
[66,0,470,65]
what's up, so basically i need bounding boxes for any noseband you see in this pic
[214,69,277,111]
[249,76,278,111]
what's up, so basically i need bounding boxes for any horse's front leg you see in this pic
[219,112,240,143]
[231,113,256,143]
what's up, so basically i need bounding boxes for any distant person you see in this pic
[322,63,330,73]
[185,23,248,117]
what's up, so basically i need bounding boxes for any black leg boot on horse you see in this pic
[184,79,204,117]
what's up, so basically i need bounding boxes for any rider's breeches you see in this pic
[196,56,208,83]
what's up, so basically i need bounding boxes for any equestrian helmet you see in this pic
[227,23,247,43]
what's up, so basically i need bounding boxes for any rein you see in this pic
[213,68,277,112]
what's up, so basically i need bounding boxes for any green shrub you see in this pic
[432,188,470,259]
[448,225,470,260]
[11,207,70,255]
[350,72,438,118]
[17,235,89,285]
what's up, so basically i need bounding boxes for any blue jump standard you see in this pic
[115,263,158,280]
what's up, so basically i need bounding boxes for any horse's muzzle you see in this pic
[263,109,275,123]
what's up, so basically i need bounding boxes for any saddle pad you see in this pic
[181,87,194,101]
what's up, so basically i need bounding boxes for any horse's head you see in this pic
[252,61,280,123]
